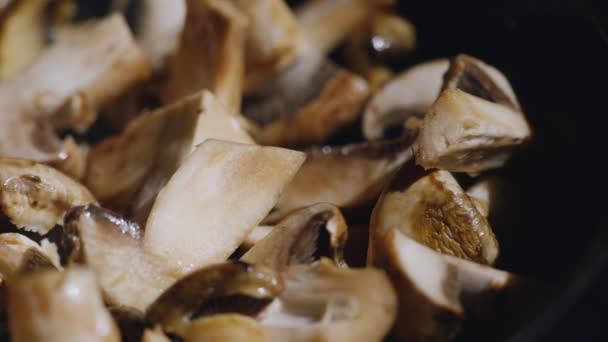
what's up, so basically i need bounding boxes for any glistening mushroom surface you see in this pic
[368,162,498,266]
[0,158,97,234]
[259,259,397,342]
[7,267,121,342]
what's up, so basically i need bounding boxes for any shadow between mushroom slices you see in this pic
[416,54,532,173]
[381,229,546,341]
[146,261,283,337]
[86,91,253,217]
[258,259,397,342]
[0,14,150,178]
[70,141,304,310]
[368,161,498,266]
[162,0,246,114]
[6,267,121,342]
[0,158,97,235]
[362,59,449,140]
[275,130,417,217]
[241,203,348,270]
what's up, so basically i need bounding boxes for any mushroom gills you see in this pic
[368,161,498,266]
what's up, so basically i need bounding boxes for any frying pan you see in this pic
[63,0,608,340]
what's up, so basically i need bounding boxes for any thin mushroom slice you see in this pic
[162,0,247,113]
[0,158,97,235]
[64,204,179,311]
[0,0,49,80]
[141,327,171,342]
[368,162,498,266]
[144,140,305,274]
[259,259,397,342]
[185,314,266,342]
[232,0,302,93]
[7,267,121,342]
[362,59,449,140]
[242,203,348,270]
[244,53,370,147]
[86,91,253,216]
[416,55,532,173]
[275,131,417,217]
[382,229,546,341]
[0,233,59,277]
[0,14,150,176]
[146,262,283,337]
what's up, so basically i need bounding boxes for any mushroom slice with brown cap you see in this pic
[416,54,532,173]
[362,59,449,140]
[295,0,393,54]
[185,314,266,342]
[242,203,348,270]
[232,0,302,92]
[0,14,150,176]
[275,131,417,217]
[162,0,247,113]
[259,259,397,342]
[382,229,545,341]
[7,267,121,342]
[0,158,97,235]
[146,262,283,337]
[135,0,187,71]
[144,140,305,273]
[0,0,49,80]
[368,161,498,266]
[86,91,253,215]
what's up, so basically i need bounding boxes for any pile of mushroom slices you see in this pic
[0,0,547,341]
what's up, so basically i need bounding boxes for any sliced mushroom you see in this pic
[146,262,283,337]
[64,205,179,311]
[0,158,97,234]
[0,14,150,176]
[382,228,545,341]
[416,54,532,173]
[86,91,253,216]
[275,131,417,217]
[185,314,266,342]
[0,0,49,80]
[144,140,305,273]
[466,176,507,219]
[232,0,302,93]
[162,0,247,113]
[141,327,171,342]
[242,225,274,250]
[295,0,389,54]
[362,59,449,140]
[0,233,59,277]
[7,267,121,342]
[242,203,348,270]
[368,162,498,266]
[135,0,187,71]
[259,259,397,342]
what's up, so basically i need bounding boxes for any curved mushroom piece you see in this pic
[162,0,246,113]
[244,52,370,147]
[144,140,305,273]
[185,314,266,342]
[86,91,253,216]
[275,132,417,216]
[382,229,546,341]
[0,233,59,277]
[232,0,302,92]
[295,0,390,54]
[362,59,449,140]
[242,203,348,270]
[0,0,48,80]
[135,0,187,71]
[368,162,498,266]
[466,176,507,219]
[259,259,397,342]
[141,327,171,342]
[7,267,121,342]
[242,225,274,250]
[0,14,150,177]
[416,54,532,173]
[0,158,97,234]
[146,262,283,337]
